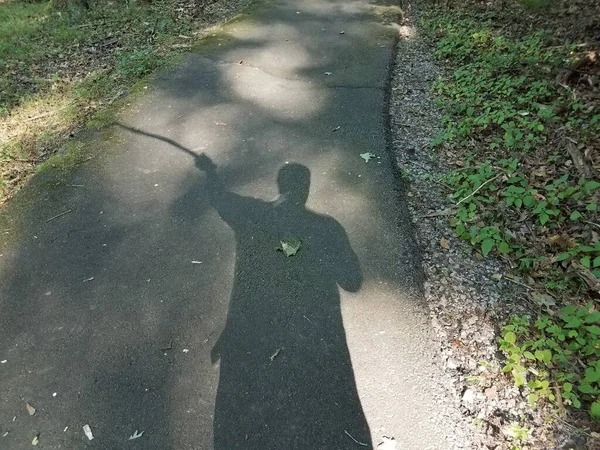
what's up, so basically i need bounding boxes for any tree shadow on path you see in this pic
[196,156,372,449]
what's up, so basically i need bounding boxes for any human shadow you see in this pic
[196,155,373,449]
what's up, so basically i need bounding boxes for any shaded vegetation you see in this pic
[421,0,600,434]
[0,0,252,205]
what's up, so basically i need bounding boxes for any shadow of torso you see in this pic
[210,191,372,449]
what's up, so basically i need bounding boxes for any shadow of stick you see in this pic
[117,122,201,162]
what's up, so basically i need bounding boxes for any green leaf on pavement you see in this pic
[360,152,376,163]
[279,238,302,257]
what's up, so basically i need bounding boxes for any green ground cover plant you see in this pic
[0,0,249,204]
[421,0,600,427]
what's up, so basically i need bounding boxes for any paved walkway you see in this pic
[0,1,466,448]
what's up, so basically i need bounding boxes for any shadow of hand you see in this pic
[196,153,217,173]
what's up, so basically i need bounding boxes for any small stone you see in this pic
[462,388,476,405]
[484,385,497,401]
[446,358,459,370]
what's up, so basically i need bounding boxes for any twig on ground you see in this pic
[456,173,501,206]
[45,209,73,223]
[564,137,594,178]
[504,275,535,290]
[344,430,368,447]
[584,220,600,230]
[23,111,56,123]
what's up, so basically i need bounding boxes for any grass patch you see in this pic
[0,0,254,205]
[420,0,600,429]
[35,140,86,176]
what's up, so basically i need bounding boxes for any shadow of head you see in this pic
[276,163,310,207]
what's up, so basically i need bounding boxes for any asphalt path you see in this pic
[0,1,465,448]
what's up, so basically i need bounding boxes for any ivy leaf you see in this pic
[279,238,302,257]
[591,402,600,421]
[585,367,600,383]
[481,239,494,256]
[360,152,376,163]
[570,211,582,221]
[504,331,516,344]
[578,384,596,394]
[581,256,591,269]
[585,311,600,323]
[498,241,510,253]
[535,349,552,364]
[564,317,583,329]
[523,195,535,207]
[523,351,535,360]
[586,325,600,336]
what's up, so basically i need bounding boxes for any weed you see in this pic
[508,422,530,449]
[422,4,600,424]
[499,305,600,420]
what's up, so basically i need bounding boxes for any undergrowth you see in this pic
[421,0,600,427]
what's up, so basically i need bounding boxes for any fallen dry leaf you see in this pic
[26,402,36,416]
[83,424,94,441]
[128,430,144,440]
[270,348,282,361]
[440,237,450,249]
[359,152,376,163]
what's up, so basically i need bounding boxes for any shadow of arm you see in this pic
[333,223,363,292]
[198,155,255,228]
